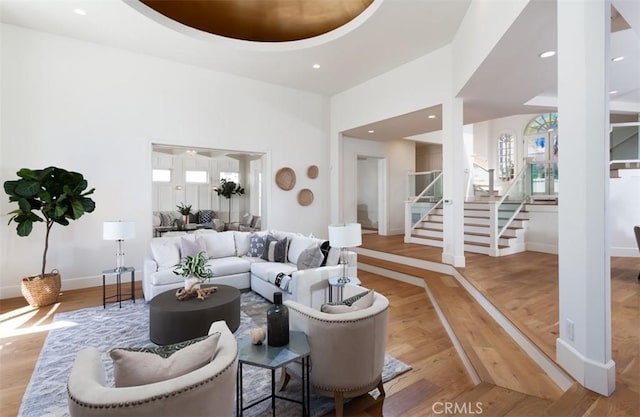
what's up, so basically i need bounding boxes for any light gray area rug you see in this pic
[19,291,411,417]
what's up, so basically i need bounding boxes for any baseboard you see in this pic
[0,275,141,300]
[556,338,616,396]
[610,247,640,257]
[525,242,558,254]
[441,252,466,267]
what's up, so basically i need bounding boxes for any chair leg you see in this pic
[334,391,344,417]
[377,378,386,398]
[277,367,291,392]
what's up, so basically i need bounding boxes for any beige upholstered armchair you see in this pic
[67,321,237,417]
[283,285,389,417]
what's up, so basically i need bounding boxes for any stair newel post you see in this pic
[488,201,499,256]
[405,200,412,243]
[488,169,495,197]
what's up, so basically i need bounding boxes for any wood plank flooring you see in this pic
[359,233,640,416]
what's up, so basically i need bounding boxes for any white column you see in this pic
[556,0,615,396]
[441,97,466,267]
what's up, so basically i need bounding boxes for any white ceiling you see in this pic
[1,0,638,141]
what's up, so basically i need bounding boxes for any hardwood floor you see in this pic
[359,233,640,416]
[1,236,638,416]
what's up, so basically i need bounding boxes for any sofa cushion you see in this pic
[234,231,251,257]
[150,237,182,269]
[207,256,251,276]
[200,231,236,259]
[251,261,297,285]
[288,236,317,264]
[297,244,324,270]
[110,332,220,387]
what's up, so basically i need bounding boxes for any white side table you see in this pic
[328,276,361,302]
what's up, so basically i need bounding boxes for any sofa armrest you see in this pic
[143,257,159,302]
[290,265,339,309]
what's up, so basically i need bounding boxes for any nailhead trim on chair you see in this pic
[288,304,389,324]
[67,354,237,409]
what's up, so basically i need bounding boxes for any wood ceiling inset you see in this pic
[140,0,374,42]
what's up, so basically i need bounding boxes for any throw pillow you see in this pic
[199,210,215,224]
[150,239,180,269]
[296,244,324,270]
[261,235,276,261]
[248,233,266,257]
[110,332,220,387]
[319,240,331,266]
[241,213,253,227]
[262,236,288,263]
[320,290,374,314]
[288,236,317,264]
[274,272,292,292]
[180,236,207,259]
[159,212,173,226]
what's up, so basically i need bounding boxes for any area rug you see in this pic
[19,291,411,417]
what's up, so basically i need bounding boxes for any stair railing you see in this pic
[489,164,529,254]
[468,162,495,199]
[405,171,443,242]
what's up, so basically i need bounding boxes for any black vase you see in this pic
[267,292,289,347]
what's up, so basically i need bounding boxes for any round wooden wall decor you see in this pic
[275,167,296,191]
[297,189,314,206]
[307,165,319,179]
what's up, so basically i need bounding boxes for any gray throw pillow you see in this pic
[262,236,288,263]
[248,233,265,257]
[297,244,324,270]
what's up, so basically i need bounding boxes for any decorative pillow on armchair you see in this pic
[110,332,220,387]
[321,290,374,314]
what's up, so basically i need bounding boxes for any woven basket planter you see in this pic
[21,270,61,307]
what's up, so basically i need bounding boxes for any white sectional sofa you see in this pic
[143,230,356,308]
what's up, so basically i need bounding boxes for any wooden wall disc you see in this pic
[307,165,319,179]
[297,189,314,206]
[275,167,296,191]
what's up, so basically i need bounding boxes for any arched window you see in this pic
[498,133,515,181]
[525,112,558,134]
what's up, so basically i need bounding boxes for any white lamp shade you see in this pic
[328,223,362,248]
[103,221,136,240]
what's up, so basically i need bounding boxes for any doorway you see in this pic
[524,113,559,200]
[356,156,386,235]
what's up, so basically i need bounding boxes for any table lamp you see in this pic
[103,221,135,271]
[328,223,362,283]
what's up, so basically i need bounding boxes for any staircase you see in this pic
[408,201,528,256]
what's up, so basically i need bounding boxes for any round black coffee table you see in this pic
[149,284,241,345]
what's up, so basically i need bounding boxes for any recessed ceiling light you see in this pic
[427,115,437,119]
[73,8,86,16]
[539,50,556,58]
[368,130,375,134]
[612,56,624,62]
[312,64,320,69]
[609,90,618,95]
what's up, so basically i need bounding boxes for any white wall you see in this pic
[0,24,330,297]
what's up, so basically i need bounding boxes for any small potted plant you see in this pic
[173,251,213,291]
[176,202,192,225]
[4,167,96,307]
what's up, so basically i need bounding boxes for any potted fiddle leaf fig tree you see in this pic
[214,179,244,223]
[4,166,96,307]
